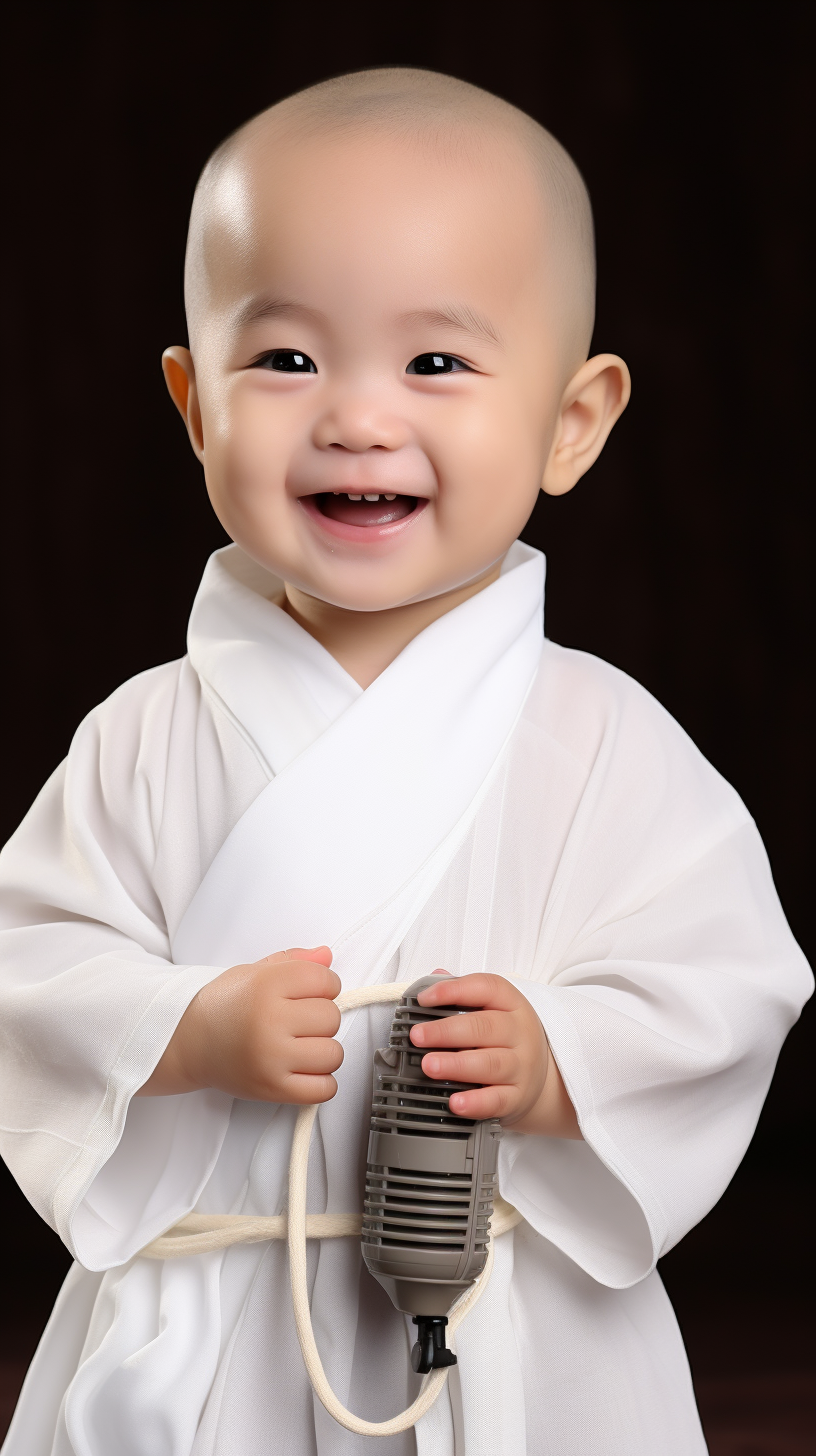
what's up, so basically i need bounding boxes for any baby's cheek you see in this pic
[203,402,292,544]
[435,406,543,538]
[220,392,290,491]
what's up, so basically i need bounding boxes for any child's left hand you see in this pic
[411,972,582,1138]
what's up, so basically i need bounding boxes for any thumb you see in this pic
[258,946,333,968]
[255,943,332,966]
[286,945,333,966]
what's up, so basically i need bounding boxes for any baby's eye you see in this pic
[406,353,472,375]
[252,350,317,373]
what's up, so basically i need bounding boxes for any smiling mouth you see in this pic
[314,492,420,527]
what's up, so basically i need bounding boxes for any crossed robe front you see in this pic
[0,541,810,1456]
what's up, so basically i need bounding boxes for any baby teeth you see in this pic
[331,492,399,502]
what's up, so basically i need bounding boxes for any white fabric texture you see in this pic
[0,540,810,1456]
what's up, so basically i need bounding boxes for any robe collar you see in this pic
[188,546,362,777]
[176,540,545,972]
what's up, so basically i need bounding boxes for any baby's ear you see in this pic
[162,346,205,459]
[541,353,631,497]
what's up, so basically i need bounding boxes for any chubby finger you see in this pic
[410,1008,513,1050]
[420,1047,519,1086]
[447,1084,520,1120]
[416,973,519,1012]
[278,960,342,1002]
[287,1036,344,1076]
[288,997,342,1038]
[281,1072,339,1105]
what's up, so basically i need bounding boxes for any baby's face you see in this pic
[184,130,573,610]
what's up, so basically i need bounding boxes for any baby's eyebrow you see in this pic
[233,296,322,330]
[399,305,502,348]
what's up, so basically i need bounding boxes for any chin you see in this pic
[301,562,493,615]
[310,582,425,614]
[294,559,438,613]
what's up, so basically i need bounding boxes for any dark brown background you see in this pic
[1,3,812,1451]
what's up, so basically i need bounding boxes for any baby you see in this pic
[0,67,810,1456]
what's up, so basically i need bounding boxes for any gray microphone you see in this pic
[362,976,502,1373]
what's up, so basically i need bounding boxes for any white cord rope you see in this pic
[139,980,522,1435]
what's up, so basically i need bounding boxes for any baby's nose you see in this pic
[313,394,411,453]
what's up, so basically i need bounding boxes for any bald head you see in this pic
[185,68,596,359]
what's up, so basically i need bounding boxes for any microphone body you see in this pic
[361,977,502,1371]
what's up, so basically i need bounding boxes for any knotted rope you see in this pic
[140,981,522,1436]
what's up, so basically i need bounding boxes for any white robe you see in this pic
[0,542,810,1456]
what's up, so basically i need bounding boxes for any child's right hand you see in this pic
[136,947,343,1103]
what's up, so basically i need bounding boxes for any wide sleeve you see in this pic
[0,662,255,1270]
[497,655,812,1289]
